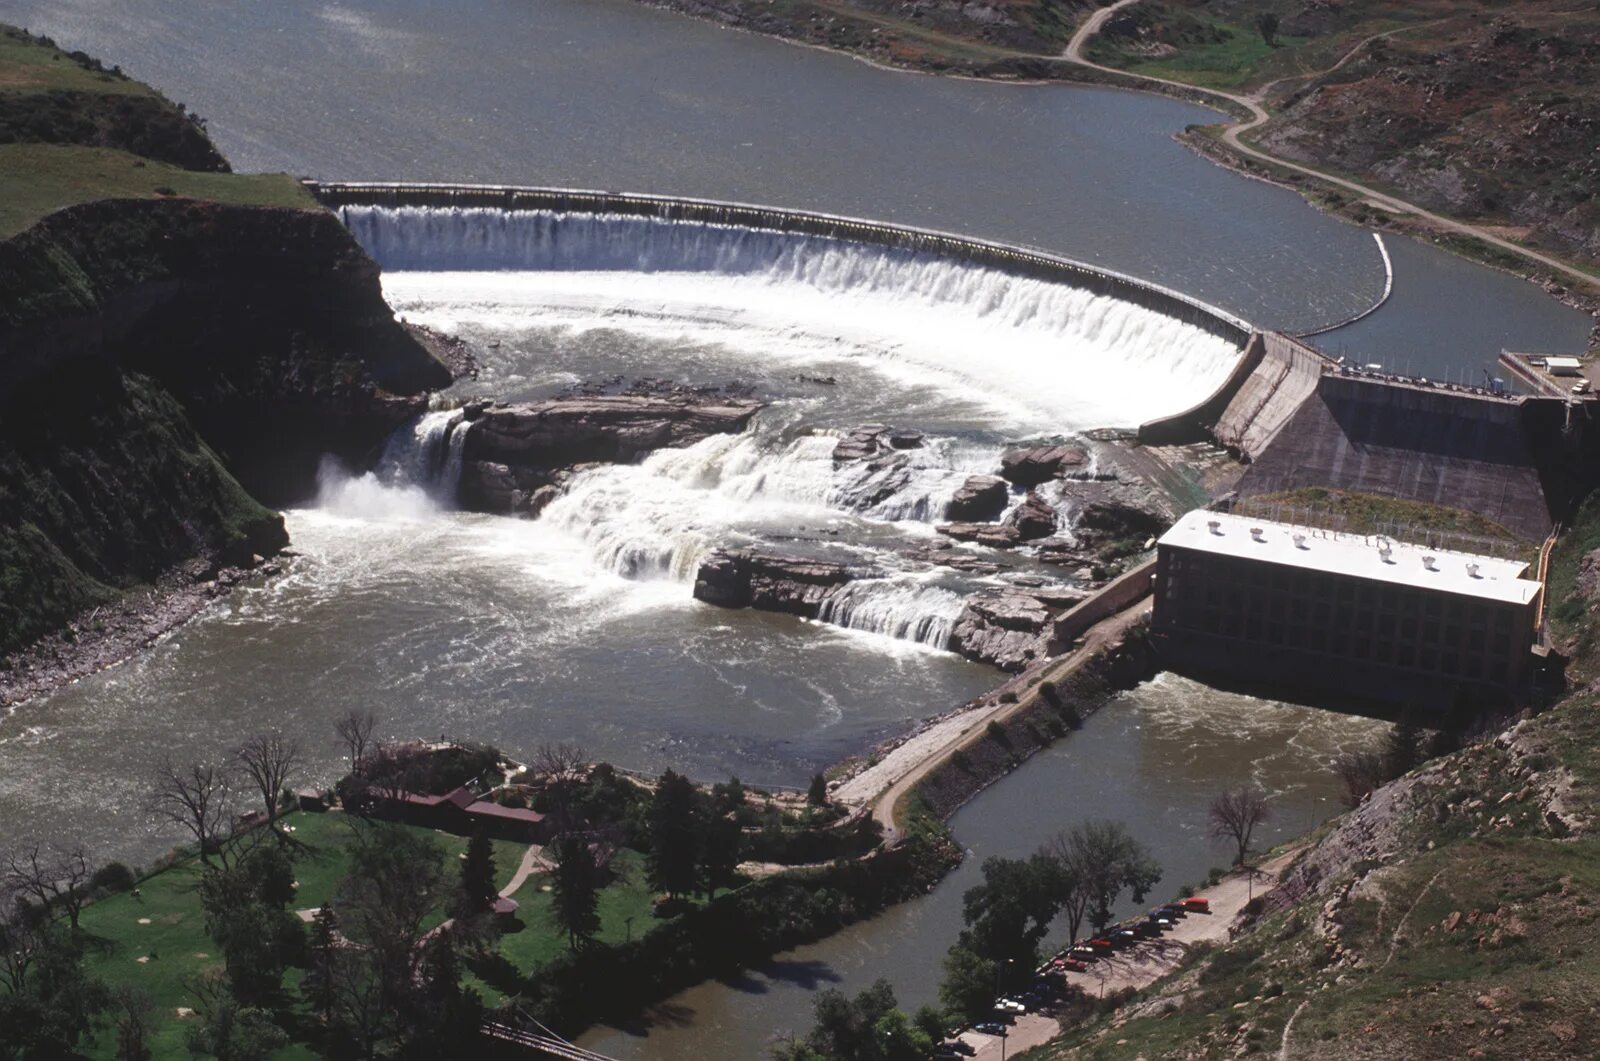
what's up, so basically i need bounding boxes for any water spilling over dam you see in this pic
[325,192,1252,653]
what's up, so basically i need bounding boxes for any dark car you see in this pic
[1111,929,1138,948]
[974,1021,1007,1036]
[1158,904,1187,919]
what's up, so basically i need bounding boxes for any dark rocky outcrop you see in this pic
[1000,445,1087,487]
[457,394,763,515]
[950,584,1089,671]
[1005,491,1059,541]
[903,544,1005,576]
[1,198,450,506]
[693,549,859,616]
[939,522,1023,549]
[833,425,892,462]
[1066,484,1172,550]
[946,475,1009,522]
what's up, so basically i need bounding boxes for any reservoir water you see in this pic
[8,0,1591,366]
[0,0,1588,1054]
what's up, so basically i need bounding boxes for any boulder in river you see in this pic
[1000,445,1088,487]
[950,584,1089,671]
[693,549,862,617]
[468,393,763,467]
[946,475,1009,522]
[938,522,1023,549]
[1006,491,1058,541]
[458,393,763,515]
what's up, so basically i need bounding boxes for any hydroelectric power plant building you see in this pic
[1151,511,1544,715]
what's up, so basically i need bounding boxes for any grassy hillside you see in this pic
[0,25,229,171]
[1085,1,1600,275]
[0,25,444,668]
[0,143,314,239]
[1033,492,1600,1058]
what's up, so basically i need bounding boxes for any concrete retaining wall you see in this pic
[1213,332,1331,460]
[1046,557,1156,653]
[1137,331,1266,446]
[307,181,1255,345]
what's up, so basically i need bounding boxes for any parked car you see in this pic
[1158,904,1187,919]
[974,1022,1007,1036]
[1089,938,1114,955]
[1070,945,1098,962]
[1182,896,1211,914]
[1133,922,1161,939]
[1064,958,1089,973]
[1111,929,1139,948]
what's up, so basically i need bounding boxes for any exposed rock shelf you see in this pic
[458,393,764,514]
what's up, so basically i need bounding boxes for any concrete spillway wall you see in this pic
[1235,376,1562,541]
[306,181,1255,345]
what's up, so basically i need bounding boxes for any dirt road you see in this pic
[1063,0,1599,293]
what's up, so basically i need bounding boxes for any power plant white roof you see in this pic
[1158,510,1541,606]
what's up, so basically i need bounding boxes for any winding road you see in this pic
[1064,0,1599,293]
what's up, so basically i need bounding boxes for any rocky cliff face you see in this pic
[1,197,449,504]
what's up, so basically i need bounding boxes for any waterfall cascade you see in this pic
[378,410,474,501]
[815,578,966,649]
[333,204,1239,654]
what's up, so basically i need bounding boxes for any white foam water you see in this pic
[348,205,1245,434]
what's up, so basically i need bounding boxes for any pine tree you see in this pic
[807,773,828,806]
[701,814,743,900]
[548,834,601,951]
[302,903,338,1021]
[456,827,497,919]
[647,770,703,900]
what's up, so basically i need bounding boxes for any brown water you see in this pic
[581,674,1386,1058]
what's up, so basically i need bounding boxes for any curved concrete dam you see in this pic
[309,181,1255,347]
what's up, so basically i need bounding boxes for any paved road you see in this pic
[1063,0,1599,292]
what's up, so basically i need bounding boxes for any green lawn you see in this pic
[467,848,670,1006]
[0,143,317,238]
[72,810,526,1059]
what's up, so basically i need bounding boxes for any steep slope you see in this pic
[1034,493,1600,1059]
[0,28,447,665]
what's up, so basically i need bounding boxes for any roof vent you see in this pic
[1422,555,1438,572]
[1377,540,1394,564]
[1466,562,1481,579]
[1207,519,1222,535]
[1250,527,1266,543]
[1292,533,1308,550]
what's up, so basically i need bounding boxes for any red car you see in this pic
[1182,897,1211,914]
[1089,938,1114,955]
[1063,958,1089,973]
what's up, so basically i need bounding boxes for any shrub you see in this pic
[92,861,136,893]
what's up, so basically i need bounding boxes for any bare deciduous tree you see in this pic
[236,732,301,833]
[2,843,93,930]
[150,759,235,865]
[335,709,379,776]
[0,891,46,994]
[1333,749,1388,809]
[1208,785,1270,866]
[532,742,587,784]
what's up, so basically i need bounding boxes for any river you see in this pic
[0,0,1587,1055]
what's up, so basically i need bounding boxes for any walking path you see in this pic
[1063,0,1599,293]
[854,599,1152,842]
[956,847,1301,1060]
